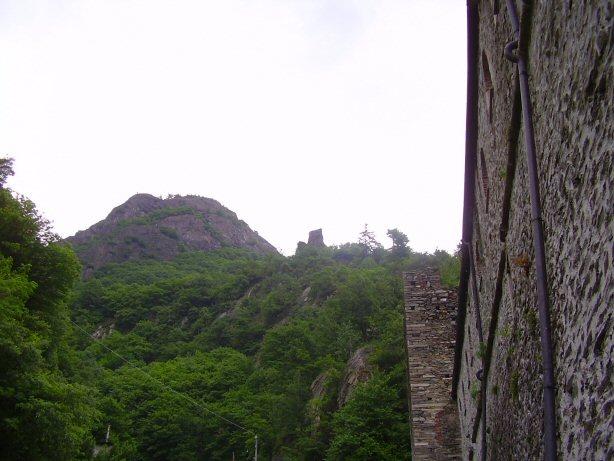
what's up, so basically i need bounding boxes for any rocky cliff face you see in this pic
[337,346,373,407]
[66,193,277,276]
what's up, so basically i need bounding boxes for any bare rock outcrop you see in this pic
[300,286,311,304]
[91,322,115,340]
[337,346,373,407]
[308,371,331,430]
[310,371,329,400]
[66,193,277,276]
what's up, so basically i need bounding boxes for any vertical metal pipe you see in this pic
[467,243,487,461]
[518,51,558,461]
[452,0,479,400]
[505,1,558,459]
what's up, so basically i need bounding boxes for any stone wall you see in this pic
[403,270,461,460]
[456,1,613,459]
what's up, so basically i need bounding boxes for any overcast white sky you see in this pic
[1,0,466,255]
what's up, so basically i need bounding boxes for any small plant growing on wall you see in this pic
[510,371,520,403]
[477,341,487,359]
[498,325,511,339]
[523,307,538,333]
[512,254,531,276]
[471,381,481,402]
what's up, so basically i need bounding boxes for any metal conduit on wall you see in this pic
[503,1,558,459]
[453,0,559,459]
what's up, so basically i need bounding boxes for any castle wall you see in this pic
[456,1,613,459]
[404,270,461,460]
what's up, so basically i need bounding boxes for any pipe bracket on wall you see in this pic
[504,40,519,63]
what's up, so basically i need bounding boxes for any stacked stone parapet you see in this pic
[403,269,461,460]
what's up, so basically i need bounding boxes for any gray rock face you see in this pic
[307,228,325,247]
[308,371,331,429]
[337,346,373,407]
[66,193,277,276]
[310,371,329,400]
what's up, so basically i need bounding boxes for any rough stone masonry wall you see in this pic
[404,270,461,460]
[457,1,613,459]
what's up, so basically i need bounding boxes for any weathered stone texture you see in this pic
[457,2,613,460]
[404,270,461,460]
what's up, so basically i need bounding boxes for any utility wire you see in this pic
[69,319,255,435]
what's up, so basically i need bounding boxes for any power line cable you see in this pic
[69,319,255,435]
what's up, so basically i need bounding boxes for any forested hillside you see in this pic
[0,160,459,460]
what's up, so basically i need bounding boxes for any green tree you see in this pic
[0,158,99,460]
[434,248,461,288]
[327,375,411,461]
[0,158,14,186]
[358,224,382,256]
[386,228,410,258]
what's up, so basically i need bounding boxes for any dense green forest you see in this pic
[0,159,459,460]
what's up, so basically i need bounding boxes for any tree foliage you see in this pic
[358,224,382,256]
[2,160,461,460]
[327,374,411,460]
[387,228,410,259]
[0,158,14,186]
[0,158,98,460]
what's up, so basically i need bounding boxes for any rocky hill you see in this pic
[66,193,277,275]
